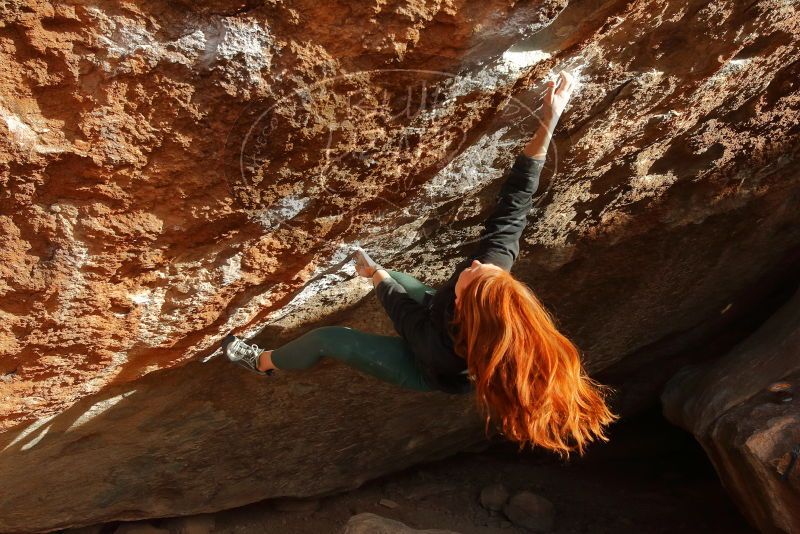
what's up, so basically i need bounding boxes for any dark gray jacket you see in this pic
[375,153,545,394]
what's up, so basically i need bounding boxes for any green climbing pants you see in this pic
[270,270,437,392]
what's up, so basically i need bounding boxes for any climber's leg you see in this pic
[269,325,434,392]
[384,269,436,305]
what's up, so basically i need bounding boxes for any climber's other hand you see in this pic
[354,247,380,278]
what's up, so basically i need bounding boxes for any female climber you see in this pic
[221,70,618,458]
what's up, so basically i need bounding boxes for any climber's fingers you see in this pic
[555,70,574,96]
[545,80,556,102]
[353,248,374,277]
[354,249,365,267]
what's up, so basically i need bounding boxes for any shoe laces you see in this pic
[232,338,262,364]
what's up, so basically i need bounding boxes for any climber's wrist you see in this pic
[369,262,384,276]
[539,108,560,130]
[371,268,390,287]
[523,109,560,160]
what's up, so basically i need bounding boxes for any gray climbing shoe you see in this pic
[221,334,274,377]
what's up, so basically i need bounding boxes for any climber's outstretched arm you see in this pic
[468,70,576,271]
[469,154,544,271]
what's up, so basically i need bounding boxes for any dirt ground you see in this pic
[63,403,755,534]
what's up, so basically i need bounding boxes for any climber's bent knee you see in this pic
[269,325,435,392]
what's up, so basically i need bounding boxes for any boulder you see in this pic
[662,288,800,533]
[343,513,461,534]
[479,483,510,512]
[0,352,484,533]
[502,491,555,533]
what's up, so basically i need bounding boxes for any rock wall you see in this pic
[0,336,484,532]
[1,0,799,530]
[1,0,570,429]
[662,288,800,533]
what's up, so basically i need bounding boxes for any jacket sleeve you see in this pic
[374,277,464,377]
[469,153,545,271]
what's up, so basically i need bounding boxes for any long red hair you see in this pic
[449,267,618,459]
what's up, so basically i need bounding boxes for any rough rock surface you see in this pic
[344,512,461,534]
[502,491,555,533]
[662,288,800,534]
[0,340,484,533]
[479,483,510,512]
[1,0,799,531]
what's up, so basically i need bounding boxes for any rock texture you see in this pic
[0,342,484,533]
[502,491,555,532]
[1,0,799,531]
[662,288,800,534]
[344,513,461,534]
[479,483,510,512]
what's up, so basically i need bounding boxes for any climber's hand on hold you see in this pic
[354,247,383,278]
[542,70,575,122]
[523,70,575,160]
